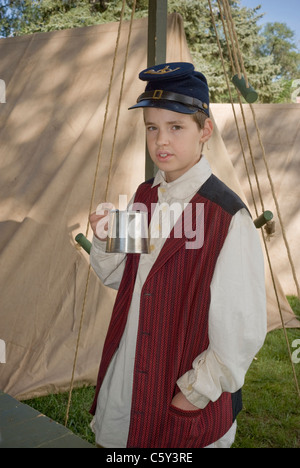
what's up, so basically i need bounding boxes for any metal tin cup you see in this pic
[106,210,150,254]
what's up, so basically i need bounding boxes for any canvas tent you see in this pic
[0,14,299,401]
[211,103,300,298]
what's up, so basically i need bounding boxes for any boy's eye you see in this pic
[172,125,182,131]
[146,126,157,131]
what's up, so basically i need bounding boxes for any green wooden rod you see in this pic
[75,233,92,254]
[232,74,258,103]
[254,211,273,229]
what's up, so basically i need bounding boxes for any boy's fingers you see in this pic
[96,202,114,215]
[90,211,107,222]
[89,202,114,240]
[96,214,110,240]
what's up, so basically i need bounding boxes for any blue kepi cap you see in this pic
[129,62,209,116]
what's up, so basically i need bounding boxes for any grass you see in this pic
[233,306,300,447]
[25,296,300,448]
[25,386,96,445]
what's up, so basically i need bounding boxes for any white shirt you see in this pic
[90,156,267,448]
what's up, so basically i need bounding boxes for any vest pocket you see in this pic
[160,404,206,448]
[169,404,203,417]
[160,393,233,448]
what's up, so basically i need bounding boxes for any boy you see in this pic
[89,62,267,448]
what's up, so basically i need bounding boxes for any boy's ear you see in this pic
[200,118,213,143]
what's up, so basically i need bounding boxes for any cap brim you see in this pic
[128,99,198,115]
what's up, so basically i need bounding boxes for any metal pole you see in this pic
[145,0,168,180]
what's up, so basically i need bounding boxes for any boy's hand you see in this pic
[89,211,108,241]
[171,392,200,411]
[89,202,114,241]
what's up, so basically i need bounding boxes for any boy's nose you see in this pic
[156,129,169,146]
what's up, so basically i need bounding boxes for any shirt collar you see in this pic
[152,155,212,200]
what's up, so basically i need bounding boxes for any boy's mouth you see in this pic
[157,151,173,162]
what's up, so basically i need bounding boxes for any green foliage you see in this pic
[167,0,281,103]
[260,22,300,81]
[0,0,299,103]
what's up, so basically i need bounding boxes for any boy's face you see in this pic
[144,107,210,183]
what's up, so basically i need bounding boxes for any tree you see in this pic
[260,22,300,81]
[166,1,284,103]
[0,0,294,102]
[0,0,113,35]
[257,22,300,103]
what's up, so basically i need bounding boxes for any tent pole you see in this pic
[145,0,168,180]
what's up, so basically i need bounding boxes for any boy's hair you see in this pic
[192,111,208,130]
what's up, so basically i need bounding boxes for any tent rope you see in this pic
[104,1,137,204]
[222,0,249,86]
[210,0,259,218]
[217,0,265,213]
[65,0,137,427]
[208,0,300,400]
[219,0,299,299]
[249,103,300,298]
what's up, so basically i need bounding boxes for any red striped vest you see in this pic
[91,174,247,447]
